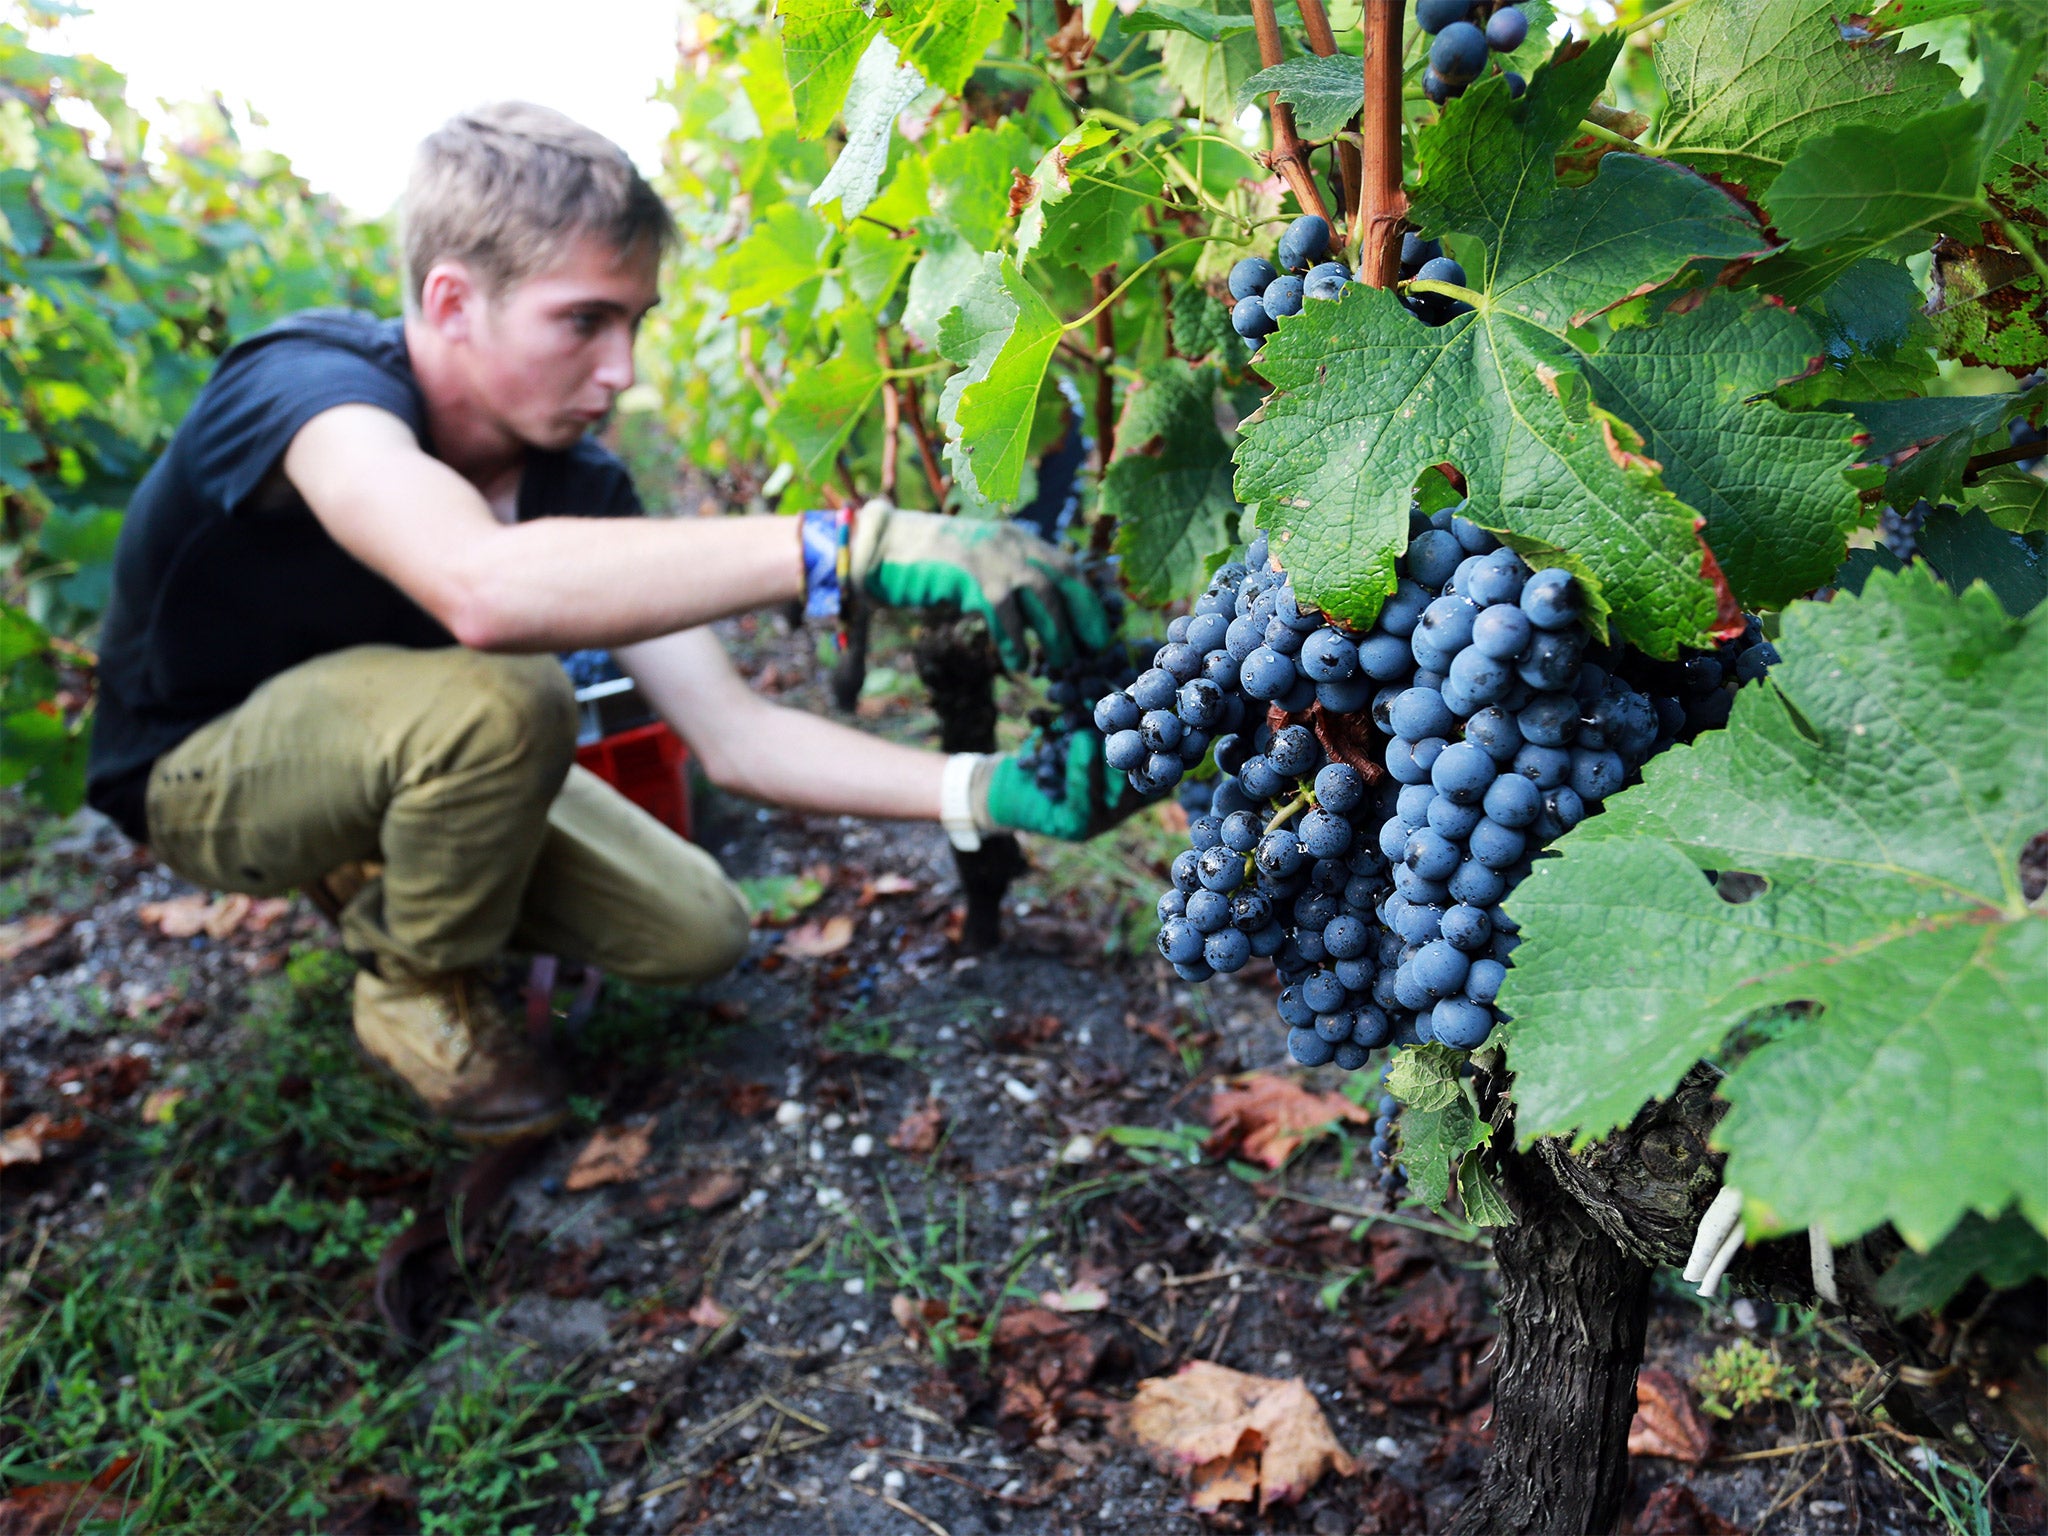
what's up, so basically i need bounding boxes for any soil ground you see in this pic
[1,611,2040,1536]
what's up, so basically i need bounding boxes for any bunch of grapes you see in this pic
[1417,0,1528,104]
[1093,510,1774,1072]
[561,648,622,688]
[1227,215,1354,345]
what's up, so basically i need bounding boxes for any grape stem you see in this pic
[1065,236,1231,332]
[1573,118,1643,155]
[1613,0,1700,34]
[1263,787,1318,835]
[1405,277,1486,306]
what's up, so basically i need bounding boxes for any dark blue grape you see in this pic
[1131,668,1178,711]
[1426,795,1483,840]
[1431,997,1493,1049]
[1357,633,1414,682]
[1448,859,1507,906]
[1313,762,1366,814]
[1446,646,1512,707]
[1392,900,1443,946]
[1263,274,1306,320]
[1412,938,1471,998]
[1189,814,1223,850]
[1400,232,1444,269]
[1485,5,1527,51]
[1396,782,1434,826]
[1407,529,1463,589]
[1229,256,1279,300]
[1140,709,1184,752]
[1268,725,1320,778]
[1300,808,1353,859]
[1414,0,1470,32]
[1095,692,1140,733]
[1304,262,1350,301]
[1185,888,1231,933]
[1513,742,1570,788]
[1465,957,1507,1004]
[1301,969,1347,1014]
[1197,844,1246,892]
[1217,809,1262,853]
[1257,829,1306,877]
[1186,612,1230,653]
[1520,568,1582,630]
[1428,22,1487,83]
[1334,1041,1370,1071]
[1570,748,1626,802]
[1205,927,1251,972]
[1157,889,1187,922]
[1316,675,1374,713]
[1232,295,1277,339]
[1418,594,1480,653]
[1468,818,1525,869]
[1735,642,1779,684]
[1177,678,1225,731]
[1105,729,1147,772]
[1390,686,1457,742]
[1504,70,1526,98]
[1250,923,1288,957]
[1414,254,1469,290]
[1471,604,1532,659]
[1518,629,1583,690]
[1278,214,1331,272]
[1241,647,1295,701]
[1481,771,1542,828]
[1230,891,1273,931]
[1518,692,1578,747]
[1240,755,1288,800]
[1405,827,1463,881]
[1171,848,1202,891]
[1465,704,1523,764]
[1314,1010,1353,1044]
[1158,918,1202,963]
[1277,985,1316,1028]
[1441,903,1492,952]
[1421,68,1455,105]
[1289,1028,1337,1066]
[1300,628,1359,681]
[1225,614,1265,660]
[1431,741,1496,804]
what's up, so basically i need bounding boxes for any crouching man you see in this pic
[86,103,1130,1142]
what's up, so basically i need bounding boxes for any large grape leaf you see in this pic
[770,343,883,482]
[925,120,1036,250]
[1651,0,1958,196]
[1971,467,2048,535]
[1232,38,1768,654]
[1235,56,1363,140]
[1504,566,2048,1247]
[1105,361,1241,602]
[1849,384,2046,510]
[775,0,882,139]
[808,35,929,223]
[880,0,1013,96]
[1015,123,1149,271]
[716,201,835,314]
[1587,294,1860,608]
[935,257,1064,506]
[1153,0,1267,122]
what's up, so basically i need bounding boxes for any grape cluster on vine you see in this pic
[1227,215,1352,345]
[1015,555,1147,800]
[1417,0,1528,104]
[1092,509,1775,1076]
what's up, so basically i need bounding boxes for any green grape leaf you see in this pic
[1587,293,1861,609]
[1387,1043,1464,1113]
[1015,123,1149,271]
[925,120,1035,250]
[881,0,1013,96]
[1236,55,1363,139]
[717,201,834,314]
[808,35,929,223]
[1503,567,2048,1246]
[1169,283,1250,369]
[1459,1157,1515,1228]
[0,702,86,814]
[1875,1209,2048,1313]
[1233,40,1765,653]
[903,232,987,347]
[1398,1089,1484,1211]
[769,345,884,482]
[936,257,1064,505]
[776,0,883,139]
[1652,0,1958,196]
[1915,504,2047,615]
[1849,385,2046,510]
[1765,102,1989,260]
[1123,4,1259,42]
[842,221,920,307]
[1928,239,2047,373]
[1105,361,1241,603]
[1970,466,2048,534]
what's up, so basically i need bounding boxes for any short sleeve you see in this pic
[180,336,424,515]
[520,439,648,521]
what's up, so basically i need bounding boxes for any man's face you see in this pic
[458,234,661,451]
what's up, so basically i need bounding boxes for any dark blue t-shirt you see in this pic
[86,309,644,841]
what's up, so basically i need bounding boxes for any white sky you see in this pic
[48,0,685,216]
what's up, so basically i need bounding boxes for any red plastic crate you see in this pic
[576,722,693,839]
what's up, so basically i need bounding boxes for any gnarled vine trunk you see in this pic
[913,614,1024,950]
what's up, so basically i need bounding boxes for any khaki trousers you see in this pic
[144,644,749,985]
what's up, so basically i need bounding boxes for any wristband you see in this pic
[940,752,988,852]
[800,509,845,622]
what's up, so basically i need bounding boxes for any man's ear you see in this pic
[417,260,480,341]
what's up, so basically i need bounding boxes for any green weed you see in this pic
[1692,1337,1821,1419]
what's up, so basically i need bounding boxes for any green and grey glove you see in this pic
[851,498,1112,671]
[939,730,1153,848]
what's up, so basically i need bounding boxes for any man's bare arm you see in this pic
[617,627,948,821]
[282,403,804,651]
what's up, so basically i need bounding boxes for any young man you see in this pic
[86,103,1127,1142]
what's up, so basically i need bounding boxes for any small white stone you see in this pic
[617,1380,637,1394]
[1003,1078,1039,1104]
[822,1112,846,1132]
[809,1139,826,1162]
[882,1469,906,1494]
[1059,1134,1095,1164]
[849,1458,878,1483]
[775,1100,807,1128]
[1732,1297,1762,1330]
[936,1024,957,1041]
[741,1188,769,1211]
[1009,1195,1034,1219]
[843,1276,866,1296]
[999,1478,1025,1498]
[1271,1350,1293,1368]
[849,1133,875,1158]
[1374,1436,1401,1459]
[671,1338,690,1354]
[1184,1214,1205,1231]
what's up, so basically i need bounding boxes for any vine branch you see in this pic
[1249,0,1338,238]
[1354,0,1408,285]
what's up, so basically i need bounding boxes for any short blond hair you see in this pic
[401,102,675,309]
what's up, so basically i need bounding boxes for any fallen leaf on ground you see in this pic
[683,1168,746,1211]
[737,873,826,926]
[892,1292,952,1347]
[136,893,290,941]
[1125,1360,1356,1512]
[139,894,214,938]
[48,1054,150,1112]
[0,1112,90,1168]
[0,913,71,963]
[720,1077,774,1117]
[1039,1281,1110,1313]
[858,872,921,905]
[780,913,855,958]
[1629,1482,1743,1535]
[1628,1366,1714,1463]
[564,1121,654,1191]
[687,1294,731,1328]
[1206,1074,1372,1170]
[888,1099,947,1155]
[0,1455,135,1536]
[991,1306,1114,1441]
[140,1088,187,1125]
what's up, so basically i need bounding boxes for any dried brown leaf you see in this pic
[0,1112,89,1168]
[684,1168,746,1212]
[780,913,855,958]
[1125,1360,1356,1512]
[564,1121,654,1191]
[687,1294,731,1328]
[1628,1366,1714,1463]
[0,913,71,963]
[1207,1073,1372,1170]
[888,1098,947,1155]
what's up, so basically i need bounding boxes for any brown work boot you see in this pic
[353,966,569,1143]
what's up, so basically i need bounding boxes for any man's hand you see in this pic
[975,728,1156,842]
[851,499,1111,671]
